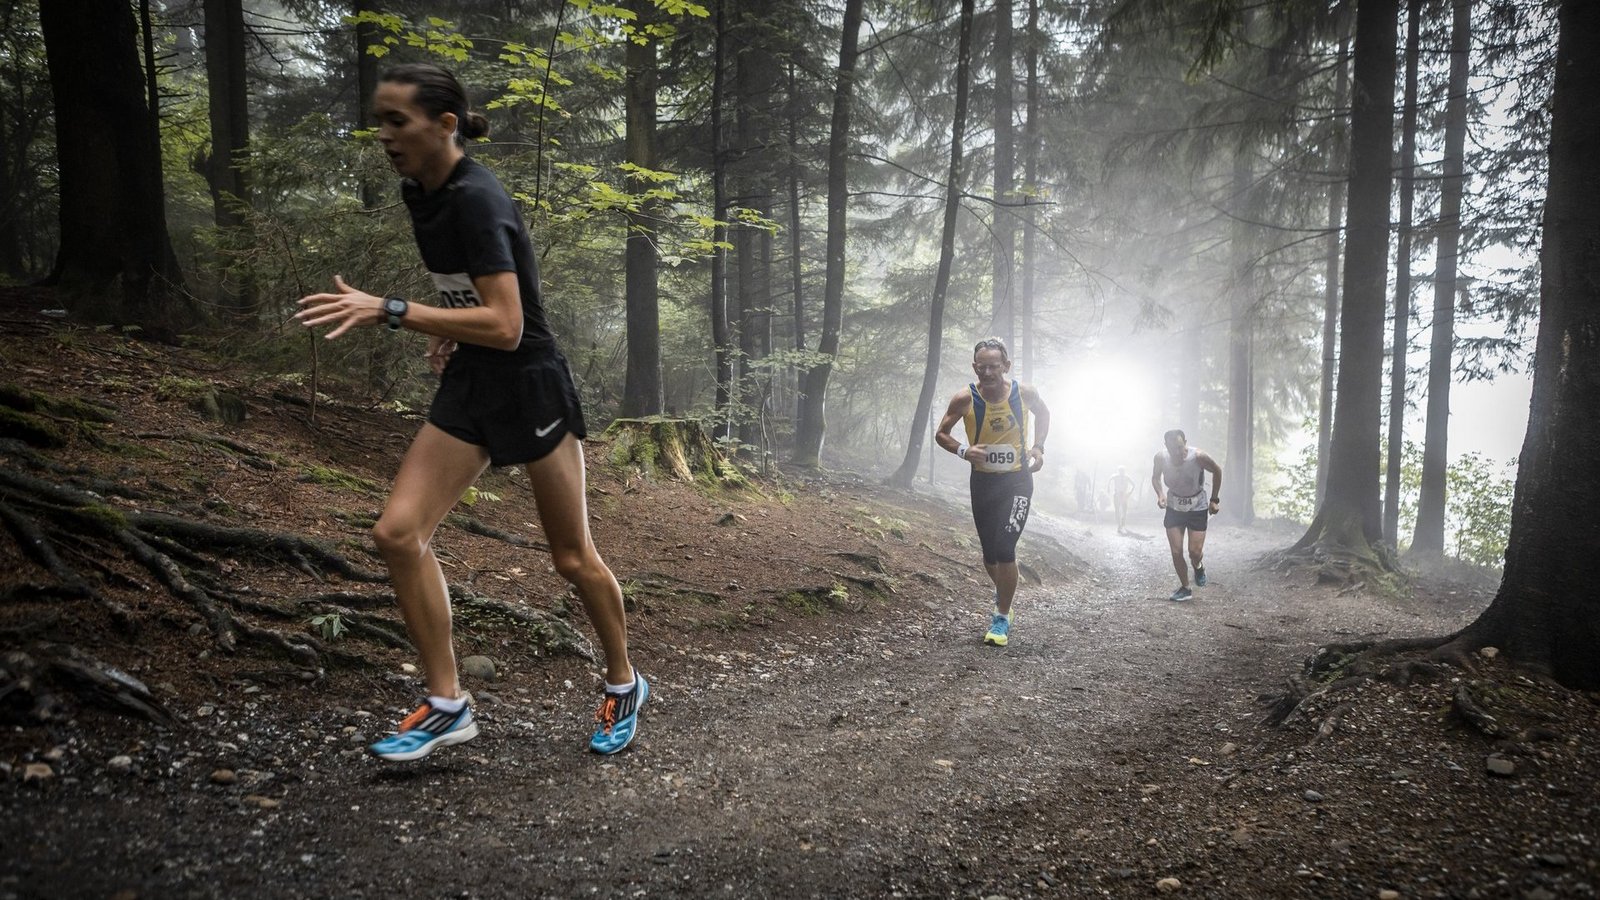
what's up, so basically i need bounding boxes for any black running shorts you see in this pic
[970,468,1034,565]
[1163,507,1208,532]
[428,351,587,466]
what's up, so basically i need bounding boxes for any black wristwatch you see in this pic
[382,296,409,331]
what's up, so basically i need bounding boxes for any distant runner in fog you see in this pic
[1075,469,1093,512]
[1109,466,1136,534]
[1152,430,1222,602]
[935,338,1051,647]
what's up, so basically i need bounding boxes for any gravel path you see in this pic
[8,504,1503,899]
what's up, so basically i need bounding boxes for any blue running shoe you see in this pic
[984,611,1011,646]
[1194,566,1208,587]
[590,673,649,755]
[1170,586,1193,602]
[369,697,478,762]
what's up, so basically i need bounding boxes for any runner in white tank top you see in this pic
[1150,429,1223,602]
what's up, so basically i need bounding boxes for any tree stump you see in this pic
[604,418,745,486]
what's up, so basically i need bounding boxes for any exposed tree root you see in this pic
[1259,507,1407,597]
[1263,636,1456,726]
[451,585,595,660]
[0,456,394,676]
[829,551,887,574]
[449,514,550,551]
[622,573,726,610]
[1263,629,1569,751]
[1,645,175,726]
[135,430,279,470]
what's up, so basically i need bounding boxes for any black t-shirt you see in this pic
[402,156,553,359]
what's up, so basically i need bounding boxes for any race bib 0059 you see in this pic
[976,447,1018,472]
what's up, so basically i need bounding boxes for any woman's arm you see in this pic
[296,272,524,351]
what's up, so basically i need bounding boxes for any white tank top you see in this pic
[1161,448,1208,508]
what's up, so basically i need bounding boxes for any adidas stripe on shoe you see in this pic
[589,673,649,755]
[368,697,479,762]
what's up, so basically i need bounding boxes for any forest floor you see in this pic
[1,298,1597,899]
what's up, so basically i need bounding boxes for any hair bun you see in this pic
[461,111,491,140]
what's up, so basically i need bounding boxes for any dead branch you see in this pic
[1306,702,1351,747]
[1450,683,1503,737]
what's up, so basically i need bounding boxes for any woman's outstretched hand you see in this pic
[295,275,383,340]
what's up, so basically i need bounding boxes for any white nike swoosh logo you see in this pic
[535,418,563,438]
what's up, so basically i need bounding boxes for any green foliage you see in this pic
[1446,452,1516,567]
[1260,441,1316,524]
[852,506,909,541]
[308,613,348,641]
[460,486,502,507]
[1264,435,1512,568]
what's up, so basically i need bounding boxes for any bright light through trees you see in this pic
[1038,353,1163,481]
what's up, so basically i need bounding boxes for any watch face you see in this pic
[385,298,405,316]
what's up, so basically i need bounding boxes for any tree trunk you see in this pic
[0,2,47,278]
[1443,0,1600,689]
[204,0,251,319]
[42,0,184,334]
[1291,0,1398,559]
[1315,23,1350,505]
[792,0,863,467]
[1384,0,1423,547]
[889,0,975,488]
[787,59,806,413]
[1224,149,1255,524]
[355,0,380,209]
[621,0,663,418]
[989,0,1016,348]
[1018,0,1039,380]
[1411,0,1472,558]
[731,0,780,452]
[710,0,733,442]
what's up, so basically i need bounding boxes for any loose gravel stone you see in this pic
[461,655,498,682]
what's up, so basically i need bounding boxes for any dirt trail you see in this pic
[8,501,1505,899]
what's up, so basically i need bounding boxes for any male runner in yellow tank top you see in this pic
[935,338,1050,646]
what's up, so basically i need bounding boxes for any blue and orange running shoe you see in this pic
[984,611,1012,646]
[589,673,649,755]
[369,697,478,762]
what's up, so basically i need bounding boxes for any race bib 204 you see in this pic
[1168,491,1207,512]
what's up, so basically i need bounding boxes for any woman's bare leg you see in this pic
[372,424,489,699]
[525,433,632,685]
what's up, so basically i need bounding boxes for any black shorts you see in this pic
[970,468,1033,565]
[428,351,587,466]
[1163,507,1208,532]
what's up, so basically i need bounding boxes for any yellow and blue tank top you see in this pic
[962,380,1030,474]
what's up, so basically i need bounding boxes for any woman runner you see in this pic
[296,63,645,759]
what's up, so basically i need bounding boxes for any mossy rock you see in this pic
[154,376,212,401]
[0,405,69,447]
[190,390,247,425]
